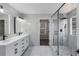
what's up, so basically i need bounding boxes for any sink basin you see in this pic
[0,36,3,41]
[0,33,29,45]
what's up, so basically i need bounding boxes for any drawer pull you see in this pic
[22,39,24,41]
[14,43,18,46]
[26,40,28,42]
[22,49,25,52]
[22,46,24,48]
[14,48,18,54]
[22,43,24,45]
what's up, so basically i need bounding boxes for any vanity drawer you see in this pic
[14,48,17,54]
[6,41,20,56]
[6,43,15,50]
[22,46,24,49]
[22,49,25,53]
[6,46,19,56]
[7,42,19,49]
[6,35,29,56]
[22,42,24,45]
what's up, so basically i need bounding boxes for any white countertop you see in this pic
[0,34,29,45]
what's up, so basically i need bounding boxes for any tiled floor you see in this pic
[51,46,71,56]
[23,46,53,56]
[23,46,71,56]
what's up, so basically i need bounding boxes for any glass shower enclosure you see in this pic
[51,3,77,56]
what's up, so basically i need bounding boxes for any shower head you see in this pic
[59,13,67,20]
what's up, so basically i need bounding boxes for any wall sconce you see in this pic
[0,5,4,13]
[16,17,24,23]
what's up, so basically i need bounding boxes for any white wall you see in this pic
[49,17,54,46]
[23,14,50,46]
[77,4,79,49]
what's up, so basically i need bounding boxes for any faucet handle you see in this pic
[3,35,8,40]
[18,32,23,35]
[3,35,8,37]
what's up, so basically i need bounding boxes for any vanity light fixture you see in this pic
[16,17,24,23]
[0,5,4,13]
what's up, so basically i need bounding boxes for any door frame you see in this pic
[0,20,5,35]
[40,19,49,45]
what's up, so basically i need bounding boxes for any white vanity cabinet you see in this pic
[6,40,21,56]
[19,36,29,55]
[0,34,29,56]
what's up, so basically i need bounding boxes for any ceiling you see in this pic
[9,3,63,14]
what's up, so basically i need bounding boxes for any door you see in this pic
[40,20,49,45]
[0,20,4,41]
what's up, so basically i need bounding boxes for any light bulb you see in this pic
[0,8,4,13]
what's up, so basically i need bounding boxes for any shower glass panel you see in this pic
[59,6,70,56]
[51,11,59,55]
[51,3,77,56]
[58,3,77,56]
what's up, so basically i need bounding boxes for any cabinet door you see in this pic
[18,39,24,55]
[19,36,29,55]
[6,36,30,56]
[20,38,26,54]
[6,43,15,56]
[6,41,19,56]
[24,36,29,49]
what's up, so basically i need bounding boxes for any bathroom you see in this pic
[0,3,79,56]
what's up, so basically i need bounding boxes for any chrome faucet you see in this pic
[18,32,23,35]
[3,35,8,40]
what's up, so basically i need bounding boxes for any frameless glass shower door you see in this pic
[59,3,77,56]
[51,3,77,56]
[51,12,59,55]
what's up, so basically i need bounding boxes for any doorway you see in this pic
[40,20,49,45]
[0,20,4,34]
[0,20,5,41]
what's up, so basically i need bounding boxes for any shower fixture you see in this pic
[59,13,67,20]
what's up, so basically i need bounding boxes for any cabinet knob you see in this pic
[22,43,24,45]
[14,48,18,54]
[22,39,24,41]
[22,46,24,48]
[14,43,18,46]
[22,49,25,52]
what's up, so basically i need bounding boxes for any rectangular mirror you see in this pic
[0,13,15,40]
[0,13,10,40]
[16,17,22,33]
[14,17,24,35]
[0,13,10,34]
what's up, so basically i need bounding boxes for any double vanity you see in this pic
[0,34,29,56]
[0,10,30,56]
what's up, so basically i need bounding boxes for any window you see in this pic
[70,16,76,35]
